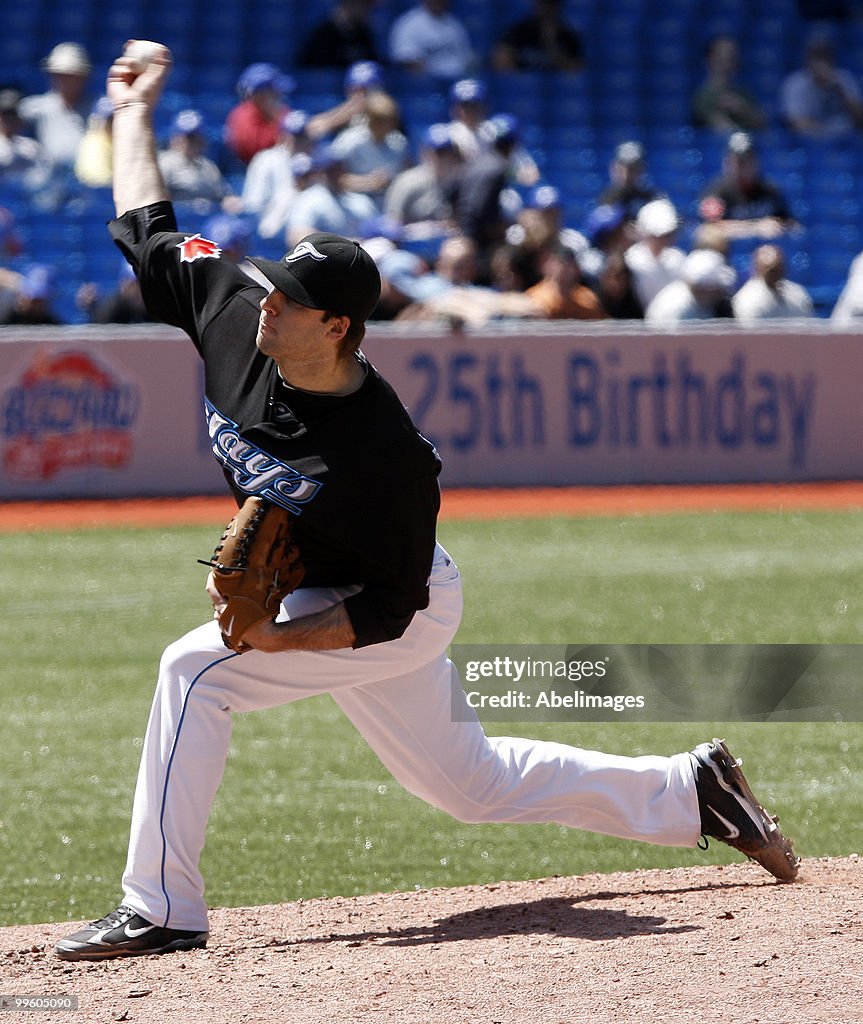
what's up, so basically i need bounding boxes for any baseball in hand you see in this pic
[123,40,164,75]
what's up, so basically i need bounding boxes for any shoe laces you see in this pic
[90,904,138,929]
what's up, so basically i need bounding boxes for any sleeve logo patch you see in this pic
[177,234,222,263]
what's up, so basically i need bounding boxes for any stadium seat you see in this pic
[3,0,860,324]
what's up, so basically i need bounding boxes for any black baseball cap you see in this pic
[248,233,381,325]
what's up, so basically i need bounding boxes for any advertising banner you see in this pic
[1,322,861,497]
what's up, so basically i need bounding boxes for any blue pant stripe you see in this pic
[158,650,239,927]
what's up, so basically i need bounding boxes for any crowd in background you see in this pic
[3,0,863,327]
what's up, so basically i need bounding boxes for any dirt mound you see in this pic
[3,856,860,1024]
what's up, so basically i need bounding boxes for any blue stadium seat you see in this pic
[544,91,592,126]
[397,93,449,127]
[293,70,345,96]
[2,0,859,324]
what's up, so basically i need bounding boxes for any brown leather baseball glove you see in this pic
[200,496,305,653]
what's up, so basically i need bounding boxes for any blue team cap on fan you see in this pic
[344,61,384,92]
[423,122,455,151]
[237,63,295,98]
[20,263,57,300]
[201,214,253,252]
[290,152,315,177]
[484,113,520,144]
[449,78,487,106]
[171,109,205,136]
[583,203,626,245]
[281,109,309,136]
[527,185,562,210]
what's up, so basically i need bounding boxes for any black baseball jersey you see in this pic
[699,177,791,223]
[109,201,442,648]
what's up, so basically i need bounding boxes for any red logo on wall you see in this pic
[1,350,140,481]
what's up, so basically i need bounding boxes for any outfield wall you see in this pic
[1,321,861,498]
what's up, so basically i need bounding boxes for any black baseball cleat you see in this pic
[54,904,208,961]
[691,738,800,883]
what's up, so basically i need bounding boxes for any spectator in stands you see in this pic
[732,244,814,324]
[0,263,62,325]
[388,0,476,79]
[489,243,535,293]
[698,131,794,242]
[383,122,462,234]
[525,244,608,320]
[242,110,313,238]
[297,0,381,68]
[284,148,377,246]
[797,0,855,16]
[78,261,152,324]
[692,35,767,134]
[386,234,476,321]
[394,234,538,327]
[447,78,540,187]
[158,110,235,211]
[19,42,93,169]
[0,208,24,318]
[305,61,388,143]
[447,78,488,161]
[372,246,451,319]
[507,184,587,281]
[645,249,735,326]
[492,0,584,73]
[780,30,863,138]
[578,203,629,283]
[597,140,661,225]
[450,114,522,257]
[329,91,410,212]
[257,151,319,239]
[75,96,114,188]
[0,267,23,320]
[624,198,686,310]
[0,87,50,191]
[596,252,644,320]
[690,221,732,261]
[225,63,295,165]
[831,251,863,324]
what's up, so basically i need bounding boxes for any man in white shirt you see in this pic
[624,198,686,310]
[780,31,863,138]
[388,0,475,79]
[329,92,409,212]
[242,110,312,238]
[646,249,736,326]
[157,109,233,208]
[19,42,93,169]
[285,149,377,246]
[384,122,462,230]
[831,251,863,325]
[0,88,51,190]
[732,245,813,325]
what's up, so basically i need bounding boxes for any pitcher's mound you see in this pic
[3,856,860,1024]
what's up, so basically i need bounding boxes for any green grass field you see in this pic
[2,508,862,926]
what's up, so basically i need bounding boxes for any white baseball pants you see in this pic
[122,544,701,931]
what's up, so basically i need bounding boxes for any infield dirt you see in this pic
[2,856,860,1024]
[3,480,863,533]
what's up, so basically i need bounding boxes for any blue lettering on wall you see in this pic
[567,350,815,468]
[3,381,139,436]
[408,351,545,452]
